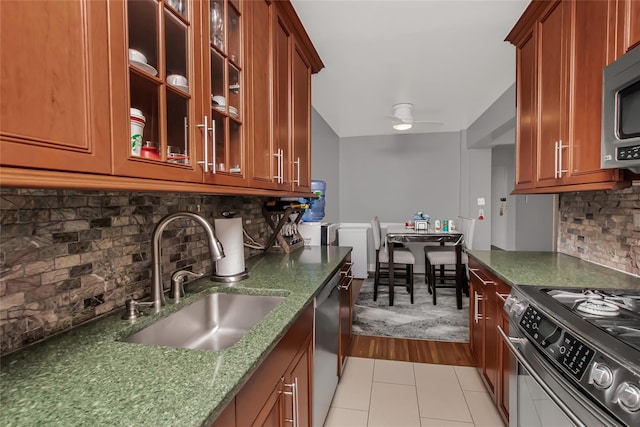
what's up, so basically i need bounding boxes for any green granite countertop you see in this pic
[0,246,352,427]
[468,250,640,290]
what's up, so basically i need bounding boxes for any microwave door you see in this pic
[618,79,640,140]
[601,45,640,173]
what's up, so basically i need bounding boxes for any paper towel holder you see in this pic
[211,268,249,283]
[211,217,249,283]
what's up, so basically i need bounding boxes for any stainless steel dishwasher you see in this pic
[314,270,340,427]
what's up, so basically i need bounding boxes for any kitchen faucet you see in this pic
[149,211,225,312]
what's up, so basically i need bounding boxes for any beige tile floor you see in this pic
[325,357,505,427]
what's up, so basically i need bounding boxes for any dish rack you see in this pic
[262,206,306,253]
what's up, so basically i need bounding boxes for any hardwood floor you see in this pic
[349,278,478,367]
[349,335,477,366]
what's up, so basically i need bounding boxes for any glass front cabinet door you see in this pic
[111,0,246,186]
[201,0,246,185]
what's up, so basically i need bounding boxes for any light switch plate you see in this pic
[477,197,485,206]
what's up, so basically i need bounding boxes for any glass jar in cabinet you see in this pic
[111,0,202,183]
[200,0,247,186]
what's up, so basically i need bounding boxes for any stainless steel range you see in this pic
[501,285,640,427]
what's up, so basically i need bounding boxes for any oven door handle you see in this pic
[497,325,588,427]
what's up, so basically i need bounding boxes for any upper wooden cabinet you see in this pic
[108,0,248,187]
[244,0,323,193]
[0,0,322,196]
[291,40,312,193]
[621,0,640,53]
[0,0,112,174]
[245,0,277,190]
[507,0,631,194]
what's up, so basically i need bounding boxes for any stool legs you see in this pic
[402,265,414,303]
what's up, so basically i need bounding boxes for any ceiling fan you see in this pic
[389,103,443,131]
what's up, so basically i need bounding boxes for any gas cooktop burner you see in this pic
[547,289,640,316]
[544,288,640,352]
[575,298,620,316]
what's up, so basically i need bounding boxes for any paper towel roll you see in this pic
[214,218,245,277]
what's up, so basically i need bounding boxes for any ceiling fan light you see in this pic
[393,122,413,131]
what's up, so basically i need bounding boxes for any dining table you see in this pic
[385,225,465,309]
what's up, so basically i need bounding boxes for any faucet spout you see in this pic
[151,211,225,312]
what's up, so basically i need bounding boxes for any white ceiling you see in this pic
[291,0,530,138]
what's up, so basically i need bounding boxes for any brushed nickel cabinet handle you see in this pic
[283,377,299,426]
[293,157,301,185]
[558,140,568,177]
[198,116,216,173]
[474,291,484,323]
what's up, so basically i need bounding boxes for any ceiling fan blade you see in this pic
[385,115,412,124]
[413,119,444,124]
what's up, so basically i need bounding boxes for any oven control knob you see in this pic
[504,295,516,310]
[511,301,526,316]
[588,363,613,389]
[614,383,640,412]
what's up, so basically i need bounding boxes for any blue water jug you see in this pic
[302,180,326,222]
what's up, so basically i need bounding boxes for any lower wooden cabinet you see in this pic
[248,342,312,427]
[210,254,354,427]
[210,400,236,427]
[338,257,354,378]
[496,296,511,422]
[469,258,511,425]
[220,302,313,427]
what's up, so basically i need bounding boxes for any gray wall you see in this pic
[492,145,518,249]
[467,84,555,252]
[310,107,340,223]
[337,131,492,250]
[339,131,461,223]
[309,83,553,253]
[491,144,555,251]
[460,130,492,250]
[467,83,516,149]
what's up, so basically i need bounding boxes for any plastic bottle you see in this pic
[434,220,441,232]
[302,180,326,222]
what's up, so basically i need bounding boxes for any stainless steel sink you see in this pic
[123,293,285,351]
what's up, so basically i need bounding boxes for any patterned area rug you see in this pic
[352,275,470,342]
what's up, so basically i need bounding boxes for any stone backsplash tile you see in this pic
[557,186,639,276]
[0,188,274,355]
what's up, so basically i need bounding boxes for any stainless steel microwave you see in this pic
[601,45,640,173]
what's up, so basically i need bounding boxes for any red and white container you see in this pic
[130,108,146,156]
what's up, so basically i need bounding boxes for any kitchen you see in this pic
[1,1,640,427]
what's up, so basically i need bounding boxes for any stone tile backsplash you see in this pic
[3,185,637,355]
[558,186,640,276]
[0,188,273,355]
